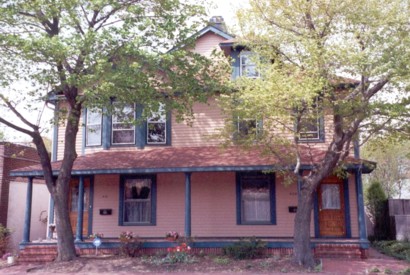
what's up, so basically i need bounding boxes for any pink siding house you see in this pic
[11,17,374,260]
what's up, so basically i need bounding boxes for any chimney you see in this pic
[209,16,227,33]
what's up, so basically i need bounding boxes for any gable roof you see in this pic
[10,146,375,177]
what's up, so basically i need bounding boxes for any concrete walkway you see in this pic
[1,248,409,274]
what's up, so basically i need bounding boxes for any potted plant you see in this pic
[165,231,179,241]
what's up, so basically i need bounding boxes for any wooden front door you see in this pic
[318,177,346,237]
[69,178,90,236]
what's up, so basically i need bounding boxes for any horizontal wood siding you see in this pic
[172,98,226,147]
[91,172,312,238]
[56,102,83,161]
[193,32,227,57]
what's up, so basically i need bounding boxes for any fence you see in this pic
[388,199,410,241]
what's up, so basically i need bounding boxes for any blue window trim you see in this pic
[297,115,325,143]
[84,108,103,148]
[236,171,276,225]
[145,111,172,147]
[88,176,94,237]
[118,174,157,226]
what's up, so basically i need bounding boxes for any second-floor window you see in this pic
[240,51,260,78]
[298,105,323,142]
[85,108,102,146]
[112,104,135,145]
[235,117,262,141]
[147,104,166,145]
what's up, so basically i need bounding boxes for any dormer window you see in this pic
[147,104,166,145]
[240,51,260,78]
[112,104,135,145]
[85,108,102,146]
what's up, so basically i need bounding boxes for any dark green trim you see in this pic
[135,104,145,149]
[88,177,94,237]
[52,103,59,161]
[343,177,352,238]
[184,172,191,237]
[75,176,85,242]
[11,163,375,178]
[118,174,157,226]
[313,190,320,238]
[81,109,86,155]
[22,177,33,243]
[47,198,55,239]
[236,172,276,225]
[355,169,367,241]
[102,107,110,149]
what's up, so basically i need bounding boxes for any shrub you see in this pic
[119,231,141,257]
[162,242,195,264]
[0,224,11,256]
[366,181,389,240]
[223,237,266,260]
[373,240,410,262]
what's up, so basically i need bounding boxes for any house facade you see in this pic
[11,17,372,259]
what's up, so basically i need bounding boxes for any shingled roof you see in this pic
[10,146,375,177]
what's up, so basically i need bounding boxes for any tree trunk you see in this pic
[53,190,76,261]
[293,184,315,267]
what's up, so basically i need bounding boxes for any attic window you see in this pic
[240,51,260,78]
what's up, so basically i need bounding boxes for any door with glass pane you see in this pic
[68,178,90,236]
[318,177,345,237]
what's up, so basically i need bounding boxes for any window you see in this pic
[120,175,156,225]
[112,104,135,145]
[235,117,262,141]
[237,172,275,225]
[147,104,166,145]
[298,103,324,142]
[85,108,102,146]
[240,51,260,78]
[321,184,341,210]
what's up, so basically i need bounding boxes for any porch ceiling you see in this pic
[10,146,375,177]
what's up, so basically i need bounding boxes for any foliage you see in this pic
[162,242,195,264]
[362,138,410,199]
[119,231,141,257]
[372,240,410,262]
[365,181,390,240]
[0,224,11,256]
[223,237,266,260]
[89,233,104,239]
[0,131,4,142]
[0,0,229,261]
[225,0,410,267]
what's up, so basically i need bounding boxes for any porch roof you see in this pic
[10,146,375,177]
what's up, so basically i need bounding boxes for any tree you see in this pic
[0,131,4,141]
[0,0,229,261]
[222,0,410,267]
[362,138,410,198]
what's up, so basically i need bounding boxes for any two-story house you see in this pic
[11,16,374,260]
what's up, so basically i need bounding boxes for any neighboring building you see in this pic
[11,17,374,259]
[0,142,48,251]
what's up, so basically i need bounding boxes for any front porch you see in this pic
[18,237,369,263]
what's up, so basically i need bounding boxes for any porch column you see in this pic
[184,172,191,238]
[22,177,33,243]
[75,176,85,242]
[47,197,55,239]
[355,169,367,241]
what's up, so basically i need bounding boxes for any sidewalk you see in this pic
[1,248,409,274]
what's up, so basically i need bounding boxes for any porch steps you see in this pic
[18,245,57,264]
[314,244,363,259]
